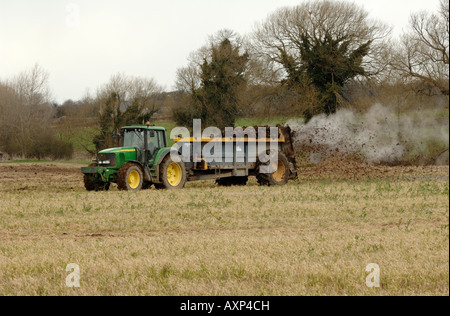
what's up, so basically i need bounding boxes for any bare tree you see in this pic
[0,65,72,159]
[1,65,53,154]
[12,65,54,155]
[175,64,201,94]
[128,76,164,119]
[0,82,21,154]
[93,73,164,150]
[251,0,391,118]
[13,64,52,107]
[176,30,248,93]
[96,73,163,115]
[173,30,252,128]
[391,0,449,96]
[252,1,391,80]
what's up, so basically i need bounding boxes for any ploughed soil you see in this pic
[0,159,448,193]
[296,155,449,182]
[0,163,83,192]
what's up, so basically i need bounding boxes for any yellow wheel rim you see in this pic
[128,170,140,189]
[272,159,286,182]
[167,162,182,187]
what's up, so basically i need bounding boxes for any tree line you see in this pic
[0,65,73,159]
[174,0,448,128]
[1,0,448,159]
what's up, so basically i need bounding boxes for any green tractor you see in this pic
[82,124,186,191]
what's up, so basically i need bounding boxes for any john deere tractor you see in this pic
[82,124,187,191]
[82,124,297,191]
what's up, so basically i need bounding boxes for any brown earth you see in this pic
[0,163,82,192]
[0,158,448,193]
[297,155,449,181]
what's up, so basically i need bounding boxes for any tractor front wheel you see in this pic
[84,163,110,191]
[84,175,110,191]
[117,163,144,191]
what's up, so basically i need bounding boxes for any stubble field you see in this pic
[0,161,448,296]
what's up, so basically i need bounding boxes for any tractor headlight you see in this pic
[96,153,117,167]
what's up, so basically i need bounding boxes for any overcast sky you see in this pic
[0,0,443,103]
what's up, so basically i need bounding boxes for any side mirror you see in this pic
[149,130,155,138]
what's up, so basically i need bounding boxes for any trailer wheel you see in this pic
[257,152,290,186]
[159,156,187,189]
[117,163,144,191]
[84,163,110,191]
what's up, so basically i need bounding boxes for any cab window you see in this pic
[148,130,165,149]
[122,129,145,148]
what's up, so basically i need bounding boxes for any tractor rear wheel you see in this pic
[257,152,290,186]
[159,155,187,189]
[117,163,144,191]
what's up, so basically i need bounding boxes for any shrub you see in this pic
[26,132,73,160]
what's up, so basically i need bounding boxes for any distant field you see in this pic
[0,161,448,295]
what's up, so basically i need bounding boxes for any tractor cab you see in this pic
[120,126,167,165]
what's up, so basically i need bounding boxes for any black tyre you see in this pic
[159,155,187,190]
[84,163,110,191]
[257,151,290,186]
[117,163,144,191]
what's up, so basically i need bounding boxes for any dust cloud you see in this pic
[289,104,449,165]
